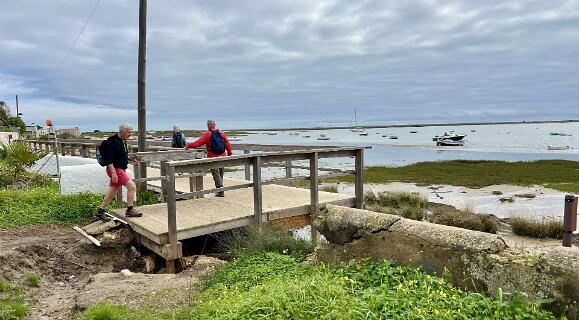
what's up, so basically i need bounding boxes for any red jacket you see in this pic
[186,129,233,158]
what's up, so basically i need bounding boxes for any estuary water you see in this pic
[235,122,578,167]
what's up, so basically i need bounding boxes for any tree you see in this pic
[0,101,10,125]
[6,116,25,134]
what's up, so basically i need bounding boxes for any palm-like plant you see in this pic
[0,141,46,182]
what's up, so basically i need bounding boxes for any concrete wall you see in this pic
[0,132,19,144]
[314,205,579,318]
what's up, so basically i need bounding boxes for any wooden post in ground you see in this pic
[70,144,76,156]
[252,156,263,225]
[354,148,364,209]
[309,152,319,242]
[165,164,179,273]
[116,188,124,208]
[80,144,87,158]
[562,195,578,247]
[244,149,251,180]
[60,143,65,156]
[195,170,204,199]
[137,0,148,191]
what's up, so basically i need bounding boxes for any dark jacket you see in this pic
[101,134,129,170]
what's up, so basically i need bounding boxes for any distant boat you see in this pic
[497,131,510,134]
[349,108,366,133]
[359,132,369,136]
[289,132,300,136]
[229,137,243,142]
[266,132,278,136]
[303,135,311,138]
[317,134,330,141]
[470,130,476,132]
[389,135,398,139]
[547,146,571,150]
[432,131,466,142]
[550,131,572,136]
[410,131,418,134]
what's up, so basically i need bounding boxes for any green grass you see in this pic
[319,184,339,193]
[135,190,159,206]
[509,217,564,239]
[333,160,579,193]
[0,280,28,320]
[0,186,105,228]
[25,274,39,288]
[78,253,561,320]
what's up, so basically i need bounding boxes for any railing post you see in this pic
[159,161,168,202]
[562,195,578,247]
[165,163,179,273]
[70,144,76,156]
[80,144,87,158]
[60,143,65,156]
[252,156,263,225]
[310,152,319,242]
[194,169,204,199]
[285,160,292,181]
[354,148,364,209]
[244,149,251,180]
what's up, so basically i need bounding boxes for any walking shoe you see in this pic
[94,209,110,222]
[216,192,225,197]
[125,208,143,218]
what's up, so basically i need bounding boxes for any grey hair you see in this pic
[207,119,215,126]
[119,123,133,132]
[173,125,181,132]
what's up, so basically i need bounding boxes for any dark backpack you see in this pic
[210,130,225,154]
[96,139,110,166]
[172,132,186,148]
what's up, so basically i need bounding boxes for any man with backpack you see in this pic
[185,120,233,197]
[95,123,142,220]
[171,125,187,148]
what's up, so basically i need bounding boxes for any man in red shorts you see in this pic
[96,123,142,220]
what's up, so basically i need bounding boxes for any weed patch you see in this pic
[319,184,338,193]
[77,302,154,320]
[25,274,39,288]
[365,191,427,220]
[429,206,499,233]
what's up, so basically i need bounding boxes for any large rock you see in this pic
[315,205,579,318]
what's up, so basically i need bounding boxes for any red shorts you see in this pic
[106,167,131,188]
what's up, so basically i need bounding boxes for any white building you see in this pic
[56,127,81,137]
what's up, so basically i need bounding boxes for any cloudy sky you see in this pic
[1,0,578,131]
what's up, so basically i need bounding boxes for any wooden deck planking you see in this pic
[112,177,352,244]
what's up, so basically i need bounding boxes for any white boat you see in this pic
[266,132,278,136]
[389,135,398,139]
[289,132,300,136]
[432,131,466,142]
[229,137,243,142]
[303,135,311,138]
[497,131,510,134]
[317,134,330,141]
[349,108,366,133]
[550,131,572,136]
[547,146,571,151]
[359,132,369,136]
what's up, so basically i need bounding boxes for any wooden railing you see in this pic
[159,146,364,271]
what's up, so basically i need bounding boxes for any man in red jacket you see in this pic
[186,120,233,197]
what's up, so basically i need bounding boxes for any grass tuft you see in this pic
[509,217,564,239]
[319,184,338,193]
[215,225,314,261]
[0,299,28,320]
[77,302,153,320]
[365,191,428,220]
[429,205,499,234]
[25,274,39,288]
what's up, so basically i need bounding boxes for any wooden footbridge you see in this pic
[26,139,364,273]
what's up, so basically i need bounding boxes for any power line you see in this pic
[47,0,102,83]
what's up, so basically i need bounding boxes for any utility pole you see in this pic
[137,0,147,188]
[15,95,19,118]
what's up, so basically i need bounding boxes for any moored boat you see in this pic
[432,131,466,142]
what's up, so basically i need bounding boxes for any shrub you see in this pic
[0,142,46,183]
[0,187,104,227]
[215,225,313,261]
[428,205,498,234]
[135,190,159,206]
[509,217,563,239]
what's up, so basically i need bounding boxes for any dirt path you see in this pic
[0,224,142,319]
[0,224,225,319]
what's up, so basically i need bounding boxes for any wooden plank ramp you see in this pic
[111,177,354,245]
